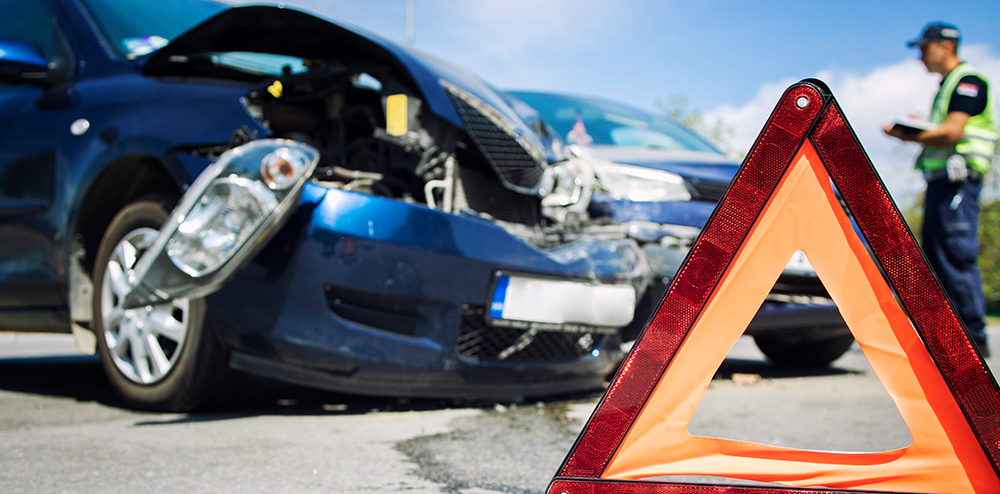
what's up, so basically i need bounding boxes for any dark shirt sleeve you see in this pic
[948,75,988,116]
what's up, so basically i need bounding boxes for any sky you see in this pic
[223,0,1000,205]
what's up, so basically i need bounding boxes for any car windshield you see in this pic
[509,91,721,154]
[80,0,227,59]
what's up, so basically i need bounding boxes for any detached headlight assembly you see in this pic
[594,162,691,202]
[167,177,276,276]
[167,141,316,276]
[123,139,319,308]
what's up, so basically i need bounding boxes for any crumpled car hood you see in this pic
[143,6,370,65]
[142,5,543,155]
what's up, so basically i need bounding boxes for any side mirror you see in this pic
[0,37,52,86]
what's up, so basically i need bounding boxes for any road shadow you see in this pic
[0,349,856,424]
[0,354,128,407]
[714,357,862,380]
[131,381,607,426]
[0,353,603,423]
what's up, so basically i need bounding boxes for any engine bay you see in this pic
[237,61,614,250]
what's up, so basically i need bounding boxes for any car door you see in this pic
[0,0,74,329]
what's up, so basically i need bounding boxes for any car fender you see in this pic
[62,75,265,333]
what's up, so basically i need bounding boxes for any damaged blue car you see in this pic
[1,0,653,410]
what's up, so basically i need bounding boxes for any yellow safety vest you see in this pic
[917,63,998,175]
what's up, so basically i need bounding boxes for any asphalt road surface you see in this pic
[2,326,998,493]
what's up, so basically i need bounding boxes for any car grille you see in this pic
[457,306,602,362]
[456,166,540,226]
[686,177,729,202]
[444,84,545,192]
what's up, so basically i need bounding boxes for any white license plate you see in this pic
[488,273,635,329]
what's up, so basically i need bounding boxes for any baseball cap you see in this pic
[907,22,961,47]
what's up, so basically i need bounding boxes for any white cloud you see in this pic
[708,44,1000,207]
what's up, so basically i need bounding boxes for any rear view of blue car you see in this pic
[0,0,653,410]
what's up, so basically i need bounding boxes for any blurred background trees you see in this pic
[657,94,739,158]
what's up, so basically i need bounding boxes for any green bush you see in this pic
[981,200,1000,306]
[900,191,924,241]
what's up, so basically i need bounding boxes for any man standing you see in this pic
[885,22,997,356]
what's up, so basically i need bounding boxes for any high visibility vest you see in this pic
[917,63,998,175]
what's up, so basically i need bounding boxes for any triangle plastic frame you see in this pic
[547,79,1000,494]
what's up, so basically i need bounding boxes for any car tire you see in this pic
[753,332,855,367]
[92,197,240,411]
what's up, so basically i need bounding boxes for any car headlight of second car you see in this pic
[594,162,691,202]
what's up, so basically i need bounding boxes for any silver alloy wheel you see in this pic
[100,227,190,385]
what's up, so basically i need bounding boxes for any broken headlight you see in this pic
[123,139,319,308]
[167,176,275,276]
[167,143,315,276]
[594,162,691,202]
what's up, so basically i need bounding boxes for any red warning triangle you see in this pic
[548,80,1000,494]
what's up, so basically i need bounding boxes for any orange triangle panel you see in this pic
[547,80,1000,494]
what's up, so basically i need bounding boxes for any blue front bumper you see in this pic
[208,184,629,398]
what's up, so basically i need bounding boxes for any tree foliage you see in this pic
[656,94,739,157]
[981,200,1000,306]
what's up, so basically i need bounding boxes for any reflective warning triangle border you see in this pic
[547,79,1000,494]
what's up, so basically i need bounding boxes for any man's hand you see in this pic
[884,111,970,145]
[883,122,911,141]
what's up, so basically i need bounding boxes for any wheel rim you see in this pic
[101,227,190,385]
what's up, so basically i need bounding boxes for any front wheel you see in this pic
[753,331,855,367]
[92,198,240,411]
